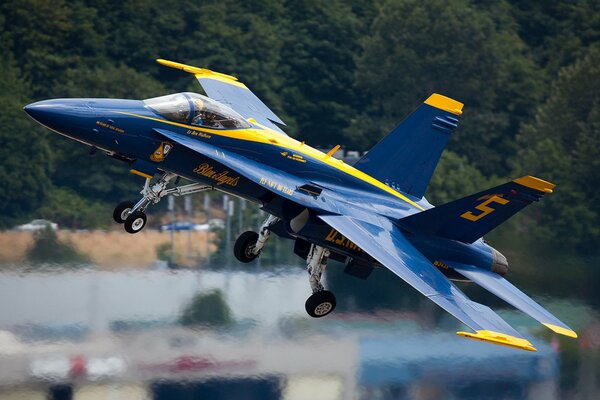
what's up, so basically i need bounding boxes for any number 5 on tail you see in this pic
[460,195,509,222]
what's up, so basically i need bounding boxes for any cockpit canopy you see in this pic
[144,92,251,129]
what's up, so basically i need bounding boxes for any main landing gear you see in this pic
[233,214,280,263]
[232,214,336,318]
[113,172,211,234]
[305,244,336,318]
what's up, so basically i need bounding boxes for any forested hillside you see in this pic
[0,0,598,249]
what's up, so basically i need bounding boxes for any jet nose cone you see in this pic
[24,101,42,119]
[23,99,91,133]
[24,100,61,125]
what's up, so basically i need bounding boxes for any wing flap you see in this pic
[317,214,536,351]
[449,262,577,338]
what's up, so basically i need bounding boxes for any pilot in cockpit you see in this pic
[192,99,204,126]
[202,111,219,128]
[192,99,221,128]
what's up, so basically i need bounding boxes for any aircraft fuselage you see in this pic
[24,96,501,277]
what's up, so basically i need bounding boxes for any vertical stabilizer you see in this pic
[354,94,463,198]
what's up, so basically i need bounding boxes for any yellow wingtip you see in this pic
[543,323,578,338]
[513,176,555,193]
[156,58,199,72]
[424,93,464,116]
[156,58,240,82]
[457,330,537,352]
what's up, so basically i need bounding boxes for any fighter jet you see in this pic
[24,59,577,351]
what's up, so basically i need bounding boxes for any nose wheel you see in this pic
[113,201,135,224]
[112,173,211,234]
[124,211,147,233]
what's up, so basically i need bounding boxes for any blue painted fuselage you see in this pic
[24,96,496,275]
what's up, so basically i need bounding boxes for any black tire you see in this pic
[305,290,336,318]
[234,231,260,263]
[113,201,135,224]
[124,211,147,234]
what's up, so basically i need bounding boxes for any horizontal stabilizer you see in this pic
[400,176,555,243]
[450,262,577,338]
[354,94,462,198]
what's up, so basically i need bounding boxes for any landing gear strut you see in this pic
[305,244,336,318]
[114,172,211,234]
[233,214,279,263]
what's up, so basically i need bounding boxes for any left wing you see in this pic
[318,213,537,351]
[156,59,287,135]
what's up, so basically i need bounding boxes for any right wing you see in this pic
[318,213,537,351]
[156,59,287,135]
[449,262,576,338]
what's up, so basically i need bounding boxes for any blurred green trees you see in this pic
[515,46,600,247]
[0,0,597,249]
[37,187,111,229]
[351,0,541,176]
[0,57,52,226]
[26,226,90,264]
[180,289,233,328]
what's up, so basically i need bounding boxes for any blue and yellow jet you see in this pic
[24,59,576,351]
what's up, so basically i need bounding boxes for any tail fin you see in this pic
[354,94,463,198]
[400,176,555,243]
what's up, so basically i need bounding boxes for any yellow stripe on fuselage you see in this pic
[118,112,424,210]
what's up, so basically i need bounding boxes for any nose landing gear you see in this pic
[113,201,148,233]
[113,172,211,234]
